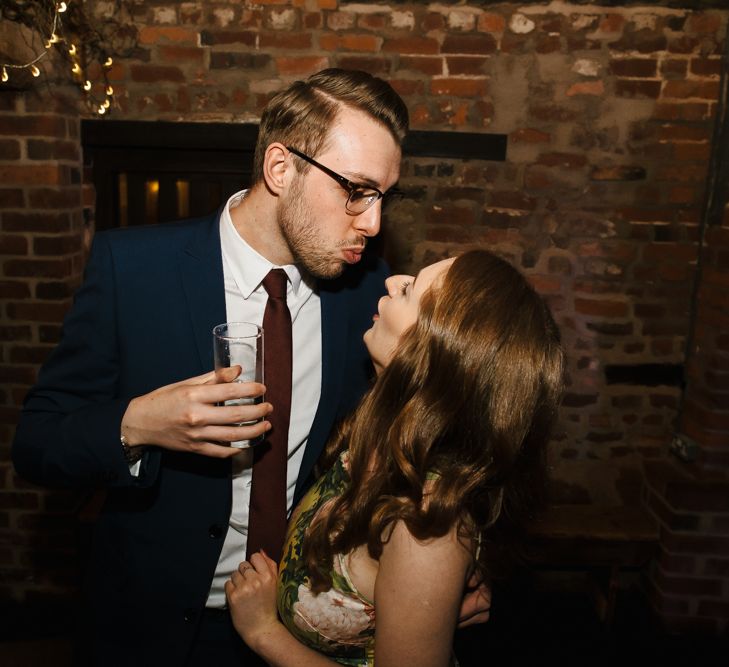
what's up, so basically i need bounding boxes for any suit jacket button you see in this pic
[208,524,223,539]
[184,608,198,622]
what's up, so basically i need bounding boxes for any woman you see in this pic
[225,250,564,666]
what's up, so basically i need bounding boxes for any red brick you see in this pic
[9,345,54,364]
[421,13,445,32]
[33,234,83,256]
[528,274,562,294]
[358,14,386,31]
[0,281,31,299]
[0,139,21,160]
[6,301,70,323]
[653,102,711,121]
[657,548,698,575]
[0,188,24,207]
[27,188,81,209]
[0,492,39,509]
[537,153,587,169]
[0,234,28,255]
[445,56,490,76]
[157,46,205,63]
[430,78,487,97]
[426,205,477,227]
[673,143,712,161]
[704,558,729,576]
[638,233,697,250]
[4,258,74,279]
[27,139,80,161]
[382,37,439,55]
[574,298,629,318]
[488,191,537,211]
[275,56,329,75]
[690,57,722,78]
[397,56,443,76]
[259,31,312,49]
[0,165,63,186]
[335,56,389,75]
[209,53,272,70]
[615,79,662,98]
[389,79,424,96]
[0,316,31,340]
[130,65,185,83]
[663,80,721,100]
[2,212,71,233]
[654,568,722,597]
[303,12,321,29]
[0,116,66,138]
[590,165,646,181]
[536,35,561,54]
[200,30,257,47]
[660,58,688,77]
[477,14,506,33]
[609,58,658,77]
[442,34,497,55]
[511,128,550,144]
[319,33,378,52]
[686,13,723,35]
[138,26,198,45]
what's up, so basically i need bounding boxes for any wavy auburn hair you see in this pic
[304,250,565,591]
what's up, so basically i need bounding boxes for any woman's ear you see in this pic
[262,142,290,195]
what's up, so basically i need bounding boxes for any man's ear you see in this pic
[262,143,290,195]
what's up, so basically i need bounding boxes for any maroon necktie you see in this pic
[246,269,292,562]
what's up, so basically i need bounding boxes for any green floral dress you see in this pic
[278,451,375,665]
[277,451,459,667]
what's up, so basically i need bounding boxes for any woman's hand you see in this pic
[457,573,491,627]
[225,551,280,648]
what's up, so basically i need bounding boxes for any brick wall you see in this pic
[1,0,727,635]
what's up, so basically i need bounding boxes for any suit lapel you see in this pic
[179,212,227,374]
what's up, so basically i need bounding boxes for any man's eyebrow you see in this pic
[341,170,382,190]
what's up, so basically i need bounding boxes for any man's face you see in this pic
[277,106,402,279]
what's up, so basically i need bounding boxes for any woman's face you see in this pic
[364,257,455,374]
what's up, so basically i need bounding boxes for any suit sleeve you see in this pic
[12,232,160,489]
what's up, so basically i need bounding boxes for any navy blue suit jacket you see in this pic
[12,212,387,663]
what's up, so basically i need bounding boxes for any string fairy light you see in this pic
[1,0,116,116]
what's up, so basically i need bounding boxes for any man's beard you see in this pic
[278,178,349,280]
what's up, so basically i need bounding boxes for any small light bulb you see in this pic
[31,65,41,77]
[83,80,92,91]
[103,99,111,109]
[106,85,114,95]
[71,63,81,75]
[98,106,106,115]
[45,39,52,49]
[2,67,8,83]
[58,2,68,12]
[69,44,77,56]
[104,57,113,67]
[50,33,60,44]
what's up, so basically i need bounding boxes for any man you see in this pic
[13,69,487,666]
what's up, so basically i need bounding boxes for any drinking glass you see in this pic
[212,322,264,448]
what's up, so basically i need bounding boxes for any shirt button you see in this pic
[208,524,223,539]
[183,608,198,622]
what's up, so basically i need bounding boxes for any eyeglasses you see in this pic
[287,146,387,215]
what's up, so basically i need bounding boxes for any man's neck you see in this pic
[229,186,294,267]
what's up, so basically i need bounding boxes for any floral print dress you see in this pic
[277,451,375,666]
[277,451,459,667]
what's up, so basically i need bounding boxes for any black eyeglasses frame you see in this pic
[286,146,388,215]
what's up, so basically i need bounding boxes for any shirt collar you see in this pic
[220,190,308,299]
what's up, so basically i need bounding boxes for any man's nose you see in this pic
[352,201,382,238]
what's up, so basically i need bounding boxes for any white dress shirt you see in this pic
[206,190,322,607]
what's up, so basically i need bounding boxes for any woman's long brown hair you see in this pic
[304,250,565,591]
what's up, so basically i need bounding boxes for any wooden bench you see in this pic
[526,504,659,625]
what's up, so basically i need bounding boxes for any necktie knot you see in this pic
[262,269,288,300]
